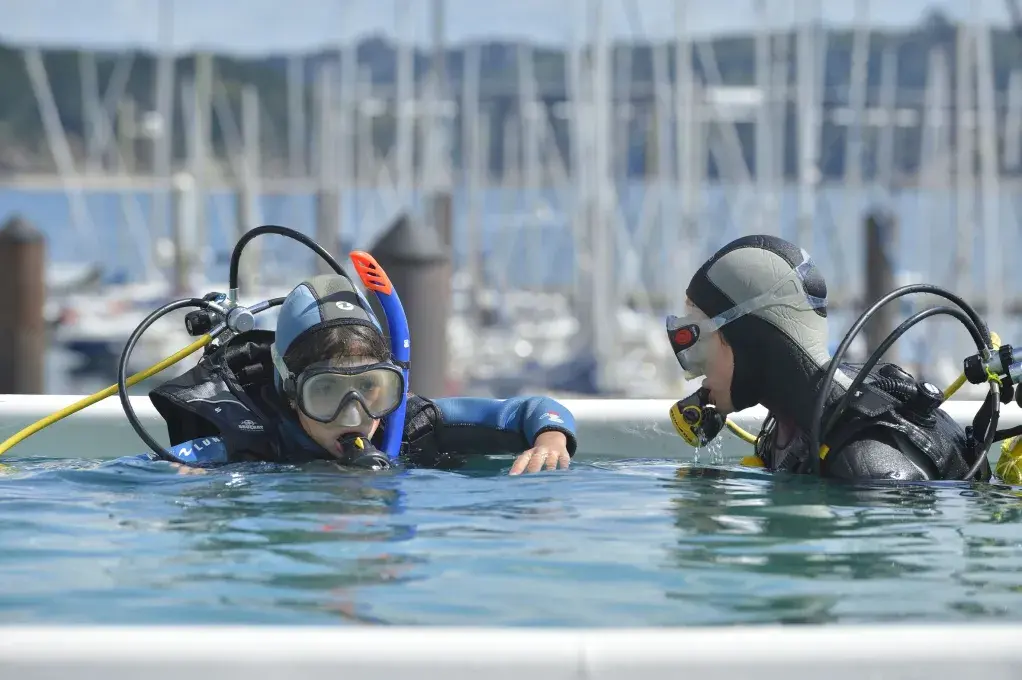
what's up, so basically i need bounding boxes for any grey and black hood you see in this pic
[685,234,850,432]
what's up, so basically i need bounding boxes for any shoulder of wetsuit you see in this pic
[380,393,466,470]
[823,425,938,481]
[146,329,282,463]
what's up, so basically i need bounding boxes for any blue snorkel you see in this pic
[349,251,410,463]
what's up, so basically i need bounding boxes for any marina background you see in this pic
[0,0,1018,401]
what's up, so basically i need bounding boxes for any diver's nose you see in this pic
[335,401,366,428]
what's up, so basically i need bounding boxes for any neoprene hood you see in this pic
[685,235,844,432]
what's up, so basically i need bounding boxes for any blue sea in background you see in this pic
[2,181,1018,294]
[4,180,1022,392]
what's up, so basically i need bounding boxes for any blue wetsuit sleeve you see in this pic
[432,396,578,456]
[124,437,229,466]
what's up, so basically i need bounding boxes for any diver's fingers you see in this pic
[170,462,207,476]
[511,449,570,474]
[509,451,533,475]
[543,451,560,471]
[527,450,548,473]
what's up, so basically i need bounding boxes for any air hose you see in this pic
[825,306,978,436]
[0,333,213,456]
[809,283,996,480]
[117,298,229,459]
[725,420,758,444]
[228,225,346,297]
[0,224,350,459]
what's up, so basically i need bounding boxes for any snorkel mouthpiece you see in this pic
[337,433,391,470]
[669,388,725,447]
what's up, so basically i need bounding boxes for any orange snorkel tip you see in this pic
[349,251,393,296]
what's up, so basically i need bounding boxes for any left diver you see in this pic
[131,270,577,475]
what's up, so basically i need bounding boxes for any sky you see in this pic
[0,0,1014,54]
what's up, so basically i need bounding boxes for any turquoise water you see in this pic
[2,455,1022,625]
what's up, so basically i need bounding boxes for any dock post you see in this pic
[0,216,46,393]
[431,192,453,256]
[371,214,451,397]
[314,62,340,275]
[864,207,898,364]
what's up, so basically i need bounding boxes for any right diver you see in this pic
[664,234,991,482]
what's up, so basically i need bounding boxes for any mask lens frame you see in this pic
[295,362,405,424]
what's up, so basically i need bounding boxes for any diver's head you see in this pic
[666,235,830,431]
[270,274,404,460]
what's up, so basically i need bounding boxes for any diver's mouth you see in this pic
[333,430,369,455]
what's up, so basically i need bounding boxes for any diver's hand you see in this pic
[169,462,207,476]
[510,431,571,475]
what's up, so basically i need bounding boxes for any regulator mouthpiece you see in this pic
[669,387,725,448]
[337,433,390,470]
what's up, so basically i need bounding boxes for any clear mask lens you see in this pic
[675,335,714,380]
[298,365,404,423]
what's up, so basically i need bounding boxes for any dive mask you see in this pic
[293,361,405,424]
[669,387,725,447]
[666,248,827,379]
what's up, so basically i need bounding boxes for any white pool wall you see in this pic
[0,625,1017,679]
[0,394,1016,461]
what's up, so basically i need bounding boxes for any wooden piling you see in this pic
[864,208,898,363]
[0,215,46,393]
[371,214,451,397]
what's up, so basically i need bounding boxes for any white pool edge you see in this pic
[0,394,1016,461]
[0,625,1016,678]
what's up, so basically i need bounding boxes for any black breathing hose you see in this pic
[229,224,349,292]
[809,284,992,477]
[964,383,1001,481]
[824,306,976,436]
[118,298,222,460]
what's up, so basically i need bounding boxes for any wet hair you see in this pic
[283,323,390,375]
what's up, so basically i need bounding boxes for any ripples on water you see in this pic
[0,455,1021,625]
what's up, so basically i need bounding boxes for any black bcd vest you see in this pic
[753,362,991,481]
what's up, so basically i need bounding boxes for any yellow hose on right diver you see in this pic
[725,419,758,444]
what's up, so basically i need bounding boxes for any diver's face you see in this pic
[684,299,736,415]
[294,357,382,456]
